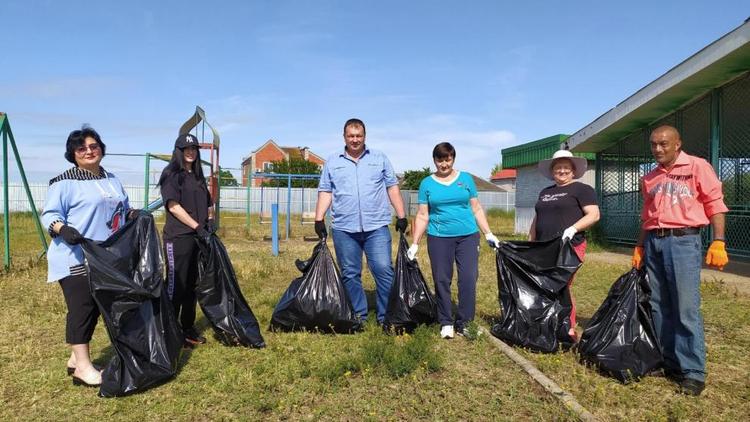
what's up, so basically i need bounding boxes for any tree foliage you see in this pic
[401,167,432,190]
[261,158,322,188]
[722,171,750,206]
[218,169,239,186]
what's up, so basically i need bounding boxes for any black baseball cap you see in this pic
[175,133,199,149]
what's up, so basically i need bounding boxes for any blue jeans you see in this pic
[644,232,706,382]
[332,226,393,323]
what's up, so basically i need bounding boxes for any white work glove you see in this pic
[562,226,578,242]
[485,232,501,248]
[406,243,419,261]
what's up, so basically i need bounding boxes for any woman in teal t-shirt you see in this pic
[408,142,500,339]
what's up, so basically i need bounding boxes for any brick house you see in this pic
[241,140,325,186]
[490,169,517,192]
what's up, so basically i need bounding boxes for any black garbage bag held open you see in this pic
[81,212,183,397]
[195,233,265,348]
[491,238,581,353]
[383,233,437,333]
[578,268,662,383]
[270,239,362,333]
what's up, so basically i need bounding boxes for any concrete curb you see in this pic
[479,326,599,422]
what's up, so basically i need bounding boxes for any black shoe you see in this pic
[679,378,705,396]
[184,327,207,345]
[664,368,684,382]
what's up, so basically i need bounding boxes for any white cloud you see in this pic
[375,129,516,179]
[312,114,518,179]
[0,77,131,99]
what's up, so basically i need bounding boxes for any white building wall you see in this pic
[491,179,515,192]
[0,184,516,216]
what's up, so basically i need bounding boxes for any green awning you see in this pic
[567,20,750,153]
[501,134,594,169]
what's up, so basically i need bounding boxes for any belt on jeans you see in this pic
[650,227,700,238]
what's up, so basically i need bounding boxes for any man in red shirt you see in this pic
[632,125,729,396]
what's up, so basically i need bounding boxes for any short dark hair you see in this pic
[343,118,366,135]
[432,142,455,160]
[65,125,106,165]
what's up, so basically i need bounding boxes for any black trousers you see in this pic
[427,233,480,329]
[59,274,100,344]
[164,235,199,330]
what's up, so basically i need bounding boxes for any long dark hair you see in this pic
[158,147,207,186]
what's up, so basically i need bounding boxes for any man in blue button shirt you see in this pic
[314,118,408,325]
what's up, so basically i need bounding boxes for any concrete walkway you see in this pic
[586,249,750,296]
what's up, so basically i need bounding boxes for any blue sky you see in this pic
[2,1,748,184]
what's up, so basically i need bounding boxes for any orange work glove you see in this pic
[705,240,729,270]
[631,246,644,269]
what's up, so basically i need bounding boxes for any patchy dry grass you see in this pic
[479,259,750,421]
[0,212,571,421]
[1,211,748,420]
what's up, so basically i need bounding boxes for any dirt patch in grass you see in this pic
[586,250,750,297]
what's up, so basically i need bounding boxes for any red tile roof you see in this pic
[490,169,517,180]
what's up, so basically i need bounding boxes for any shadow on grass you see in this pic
[576,316,592,330]
[478,311,501,328]
[92,315,200,379]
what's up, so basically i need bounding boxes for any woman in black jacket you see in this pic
[158,133,214,347]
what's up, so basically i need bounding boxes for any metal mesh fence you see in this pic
[597,72,750,258]
[599,128,652,243]
[719,74,750,258]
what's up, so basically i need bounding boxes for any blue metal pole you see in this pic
[251,168,253,229]
[271,203,279,256]
[286,173,291,240]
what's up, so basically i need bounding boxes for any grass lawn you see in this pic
[1,210,748,420]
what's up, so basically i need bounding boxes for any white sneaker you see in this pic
[440,325,455,339]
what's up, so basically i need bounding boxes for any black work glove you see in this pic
[206,219,216,234]
[395,217,408,233]
[314,220,327,239]
[195,226,211,241]
[59,225,83,245]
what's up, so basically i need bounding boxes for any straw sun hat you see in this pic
[537,149,587,180]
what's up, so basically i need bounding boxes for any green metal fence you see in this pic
[596,72,750,259]
[719,74,750,259]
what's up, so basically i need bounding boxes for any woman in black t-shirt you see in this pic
[158,133,214,347]
[530,149,600,341]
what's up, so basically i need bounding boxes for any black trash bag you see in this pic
[195,234,266,348]
[383,233,437,333]
[490,238,582,353]
[270,239,362,333]
[578,268,663,383]
[81,213,183,397]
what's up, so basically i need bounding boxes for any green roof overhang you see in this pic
[567,19,750,153]
[501,134,594,169]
